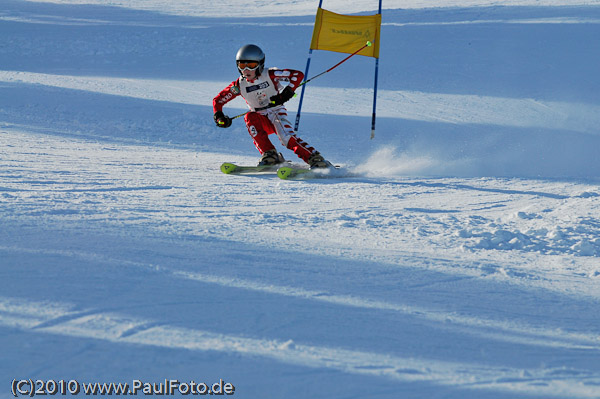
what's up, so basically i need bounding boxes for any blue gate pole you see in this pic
[371,56,380,139]
[294,49,314,132]
[294,0,324,132]
[371,0,383,139]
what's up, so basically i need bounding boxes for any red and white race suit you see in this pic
[213,68,317,163]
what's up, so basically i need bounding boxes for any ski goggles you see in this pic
[237,61,260,70]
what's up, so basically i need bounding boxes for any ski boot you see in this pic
[308,152,332,169]
[258,150,285,166]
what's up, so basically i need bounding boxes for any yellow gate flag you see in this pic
[310,8,381,58]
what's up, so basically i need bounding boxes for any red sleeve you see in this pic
[213,79,241,113]
[268,69,305,91]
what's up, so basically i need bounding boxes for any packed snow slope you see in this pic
[1,1,600,398]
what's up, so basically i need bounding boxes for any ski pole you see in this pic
[231,111,248,120]
[228,41,373,121]
[296,40,373,89]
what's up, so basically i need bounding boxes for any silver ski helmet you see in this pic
[236,44,265,76]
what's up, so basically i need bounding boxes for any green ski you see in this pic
[277,165,343,180]
[220,162,281,175]
[276,166,312,180]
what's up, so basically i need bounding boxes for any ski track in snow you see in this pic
[17,0,600,17]
[2,294,600,398]
[2,128,600,397]
[2,1,600,398]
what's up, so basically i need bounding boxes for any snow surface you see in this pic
[2,0,600,398]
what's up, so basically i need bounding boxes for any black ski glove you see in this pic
[214,111,232,128]
[270,86,295,106]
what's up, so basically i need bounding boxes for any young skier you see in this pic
[213,44,330,168]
